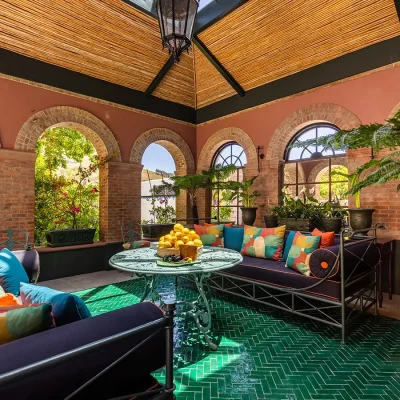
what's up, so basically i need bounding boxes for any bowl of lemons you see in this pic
[157,223,203,258]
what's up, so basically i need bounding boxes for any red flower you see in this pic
[63,192,68,197]
[53,221,59,225]
[70,206,81,214]
[91,187,99,193]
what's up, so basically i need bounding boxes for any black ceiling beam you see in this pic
[395,0,400,21]
[193,36,245,97]
[145,55,175,98]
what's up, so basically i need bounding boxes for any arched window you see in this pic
[211,142,247,224]
[282,124,348,205]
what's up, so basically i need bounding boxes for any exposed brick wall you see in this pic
[347,148,400,239]
[0,150,36,241]
[130,128,196,222]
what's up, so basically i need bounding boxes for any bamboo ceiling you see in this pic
[0,0,399,111]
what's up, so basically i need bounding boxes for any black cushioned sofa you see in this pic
[0,250,175,400]
[209,227,382,343]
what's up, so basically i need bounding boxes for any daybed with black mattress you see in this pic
[208,226,382,343]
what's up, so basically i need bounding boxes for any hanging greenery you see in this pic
[291,110,400,195]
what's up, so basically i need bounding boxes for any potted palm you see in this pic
[227,176,261,225]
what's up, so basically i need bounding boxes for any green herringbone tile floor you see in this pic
[75,277,400,400]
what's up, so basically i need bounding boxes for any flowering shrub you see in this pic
[34,127,114,245]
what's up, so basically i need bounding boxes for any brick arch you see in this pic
[267,103,362,161]
[388,102,400,118]
[197,127,258,173]
[197,127,259,224]
[15,106,122,243]
[15,106,121,160]
[130,128,195,220]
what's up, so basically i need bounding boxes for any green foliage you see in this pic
[274,192,322,220]
[226,176,261,207]
[320,166,348,202]
[290,110,400,199]
[34,127,112,245]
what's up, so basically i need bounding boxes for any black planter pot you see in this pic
[241,207,258,226]
[320,217,343,233]
[141,223,175,241]
[45,228,96,247]
[264,215,278,228]
[277,218,313,232]
[348,208,375,234]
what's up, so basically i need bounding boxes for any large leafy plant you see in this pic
[226,176,261,207]
[274,191,323,220]
[291,110,400,200]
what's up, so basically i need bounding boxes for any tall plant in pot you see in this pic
[227,176,261,226]
[318,200,347,233]
[290,109,400,232]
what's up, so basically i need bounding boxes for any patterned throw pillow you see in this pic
[194,224,224,247]
[241,225,286,260]
[0,304,55,345]
[286,232,321,276]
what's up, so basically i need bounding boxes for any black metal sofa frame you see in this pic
[208,226,384,344]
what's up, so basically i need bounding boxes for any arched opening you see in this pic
[15,106,120,242]
[34,127,101,245]
[281,123,348,204]
[141,143,177,224]
[130,128,195,223]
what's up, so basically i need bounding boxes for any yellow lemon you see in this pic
[165,235,172,242]
[176,240,185,247]
[193,234,200,240]
[182,228,190,235]
[174,223,183,232]
[163,241,172,248]
[187,258,192,263]
[189,230,196,237]
[159,236,165,242]
[194,239,202,247]
[186,241,195,246]
[182,235,190,243]
[170,230,176,237]
[175,232,183,239]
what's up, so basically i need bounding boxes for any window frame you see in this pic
[210,141,246,224]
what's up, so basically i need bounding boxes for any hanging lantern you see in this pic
[156,0,199,63]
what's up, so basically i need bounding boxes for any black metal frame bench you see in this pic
[208,225,384,343]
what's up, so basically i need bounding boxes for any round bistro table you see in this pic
[109,247,243,350]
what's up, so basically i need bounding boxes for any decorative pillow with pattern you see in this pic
[194,224,224,247]
[286,232,321,276]
[241,225,286,260]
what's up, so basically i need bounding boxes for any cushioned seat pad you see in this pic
[220,256,362,300]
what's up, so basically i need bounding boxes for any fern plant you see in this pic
[291,109,400,197]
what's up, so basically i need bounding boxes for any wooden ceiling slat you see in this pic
[196,0,400,108]
[0,0,195,108]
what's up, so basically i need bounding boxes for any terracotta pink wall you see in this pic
[0,78,196,162]
[196,65,400,158]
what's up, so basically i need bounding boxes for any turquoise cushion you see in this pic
[20,283,91,326]
[282,231,296,262]
[224,227,244,252]
[0,248,29,295]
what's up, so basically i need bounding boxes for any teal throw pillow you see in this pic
[20,283,92,326]
[0,248,29,295]
[224,227,244,252]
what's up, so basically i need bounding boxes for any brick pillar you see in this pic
[347,149,400,239]
[99,161,143,242]
[0,150,36,241]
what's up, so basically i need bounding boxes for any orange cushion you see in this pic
[0,292,24,312]
[204,222,233,227]
[312,228,335,249]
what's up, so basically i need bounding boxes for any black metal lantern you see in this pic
[156,0,199,63]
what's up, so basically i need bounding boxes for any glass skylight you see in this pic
[198,0,214,10]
